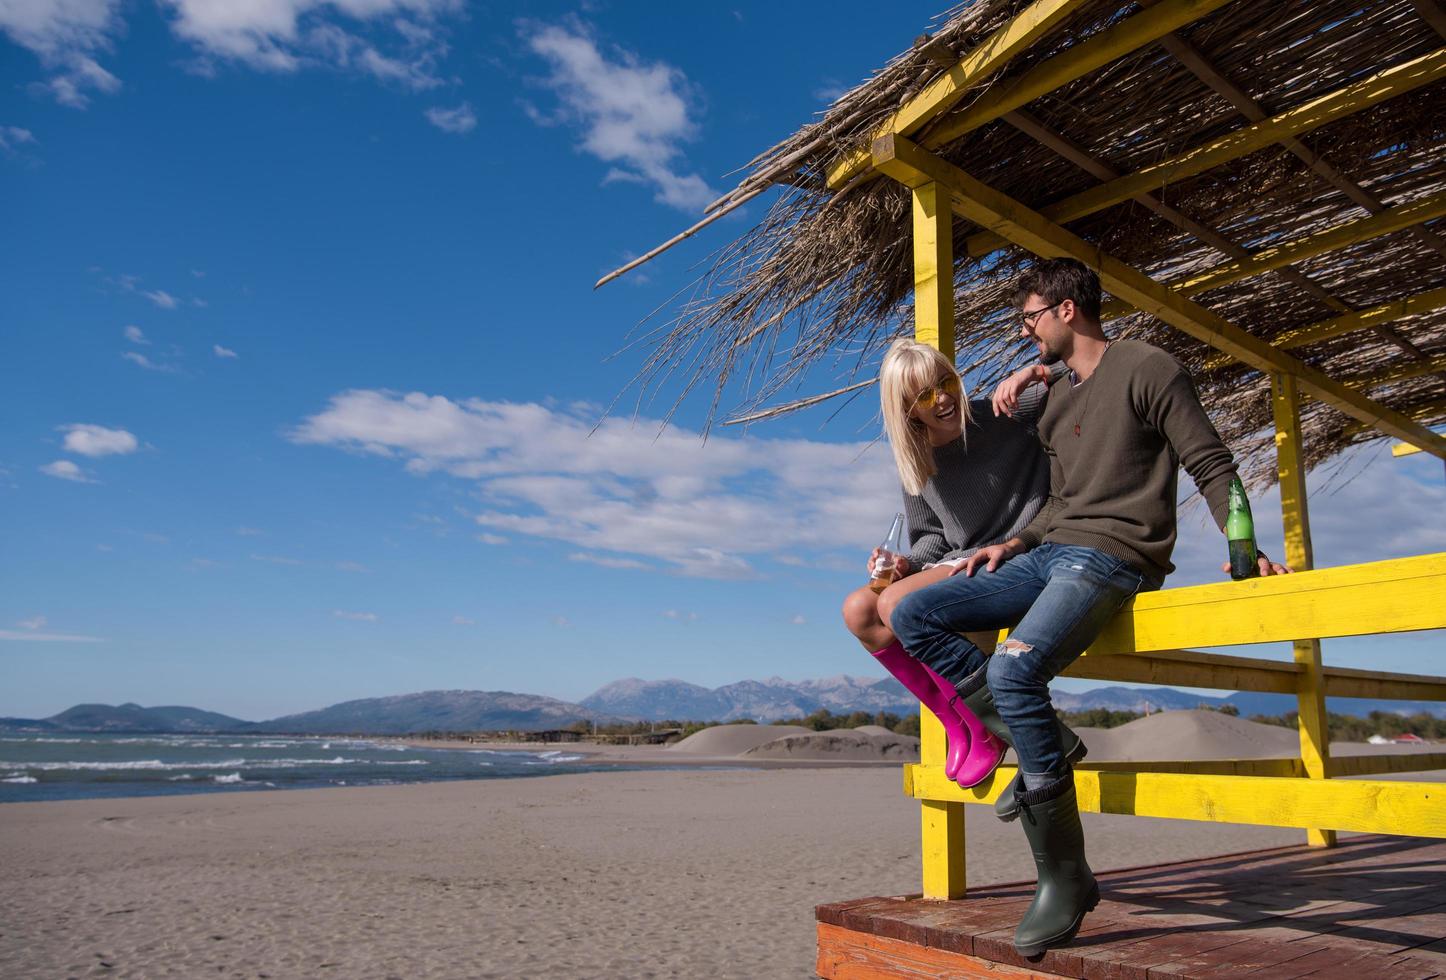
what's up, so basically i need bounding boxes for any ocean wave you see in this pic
[1,736,86,743]
[212,773,244,784]
[2,775,38,784]
[0,756,373,772]
[538,751,585,763]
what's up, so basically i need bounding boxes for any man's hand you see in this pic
[1220,553,1293,577]
[953,541,1020,577]
[991,365,1048,417]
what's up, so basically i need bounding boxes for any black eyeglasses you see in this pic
[1019,301,1063,329]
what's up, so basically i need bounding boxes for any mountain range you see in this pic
[3,679,1442,735]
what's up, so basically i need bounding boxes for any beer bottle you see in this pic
[1226,477,1259,580]
[869,513,908,594]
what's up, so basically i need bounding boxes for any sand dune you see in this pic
[743,729,920,761]
[665,723,809,755]
[1076,709,1300,761]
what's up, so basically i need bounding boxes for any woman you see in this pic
[842,338,1056,787]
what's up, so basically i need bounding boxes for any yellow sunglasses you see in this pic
[911,375,961,412]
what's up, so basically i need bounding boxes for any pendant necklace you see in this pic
[1071,342,1112,437]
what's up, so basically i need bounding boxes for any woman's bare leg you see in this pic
[842,565,958,651]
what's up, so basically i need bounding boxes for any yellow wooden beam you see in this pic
[906,765,1446,837]
[1200,287,1446,372]
[1323,665,1446,702]
[1343,400,1446,440]
[1273,373,1334,847]
[1099,191,1446,318]
[1079,759,1305,777]
[1328,753,1446,778]
[1090,553,1446,653]
[871,134,1446,456]
[963,47,1446,256]
[1393,442,1426,457]
[911,183,955,359]
[825,0,1090,189]
[1350,355,1446,389]
[915,704,966,898]
[1063,648,1301,693]
[912,0,1236,165]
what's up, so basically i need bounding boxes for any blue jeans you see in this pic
[889,543,1147,781]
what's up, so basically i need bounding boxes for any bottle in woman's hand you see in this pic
[869,513,908,593]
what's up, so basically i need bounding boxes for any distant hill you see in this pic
[581,675,917,723]
[7,679,1442,737]
[0,703,250,733]
[250,689,625,735]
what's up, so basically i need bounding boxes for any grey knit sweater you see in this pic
[904,386,1052,568]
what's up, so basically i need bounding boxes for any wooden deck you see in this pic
[817,835,1446,979]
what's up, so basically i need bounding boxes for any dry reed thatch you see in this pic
[614,0,1446,482]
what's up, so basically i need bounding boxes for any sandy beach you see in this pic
[3,713,1440,979]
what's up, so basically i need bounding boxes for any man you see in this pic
[887,257,1287,958]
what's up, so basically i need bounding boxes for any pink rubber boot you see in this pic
[920,660,1007,789]
[871,642,971,781]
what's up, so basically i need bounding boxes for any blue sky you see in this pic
[3,1,1443,721]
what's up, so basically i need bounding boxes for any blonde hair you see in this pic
[880,338,971,495]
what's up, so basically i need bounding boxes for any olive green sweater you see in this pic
[1014,340,1239,584]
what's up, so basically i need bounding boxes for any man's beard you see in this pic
[1040,348,1062,365]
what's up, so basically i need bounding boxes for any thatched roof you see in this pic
[614,0,1446,480]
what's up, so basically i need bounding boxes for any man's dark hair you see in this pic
[1013,258,1102,321]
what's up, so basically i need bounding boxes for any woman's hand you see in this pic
[991,365,1048,417]
[866,548,911,578]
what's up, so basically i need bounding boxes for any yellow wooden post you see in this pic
[1272,373,1336,848]
[912,180,966,898]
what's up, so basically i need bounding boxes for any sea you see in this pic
[0,732,616,803]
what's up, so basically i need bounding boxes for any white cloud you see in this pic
[291,390,896,579]
[662,609,698,622]
[0,0,123,108]
[0,628,104,642]
[16,616,47,630]
[61,423,137,457]
[251,553,302,565]
[0,125,37,151]
[123,324,149,344]
[523,21,717,212]
[476,532,507,545]
[213,344,238,358]
[236,526,264,536]
[425,101,475,133]
[333,609,378,622]
[550,614,572,628]
[790,614,807,625]
[569,551,649,570]
[39,459,93,482]
[451,615,475,625]
[122,351,179,373]
[160,0,457,90]
[335,561,369,573]
[143,289,178,309]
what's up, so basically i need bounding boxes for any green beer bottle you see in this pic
[1226,477,1259,580]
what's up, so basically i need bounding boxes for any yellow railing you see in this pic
[910,553,1446,899]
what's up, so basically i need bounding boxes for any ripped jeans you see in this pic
[889,543,1148,781]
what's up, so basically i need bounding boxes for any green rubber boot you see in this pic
[1013,772,1099,958]
[954,665,1086,822]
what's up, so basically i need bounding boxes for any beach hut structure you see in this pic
[605,1,1446,974]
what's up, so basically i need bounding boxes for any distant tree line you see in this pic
[1248,709,1446,741]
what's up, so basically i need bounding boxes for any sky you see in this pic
[3,1,1443,721]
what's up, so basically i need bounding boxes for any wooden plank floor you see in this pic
[817,835,1446,979]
